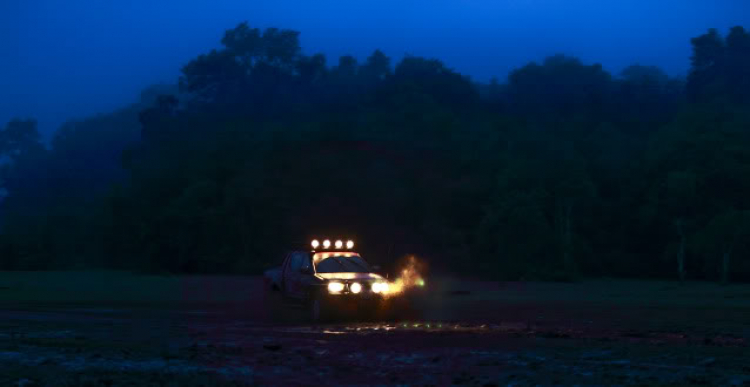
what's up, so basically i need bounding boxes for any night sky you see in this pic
[2,0,750,137]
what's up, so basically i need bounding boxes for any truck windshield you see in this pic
[315,256,372,273]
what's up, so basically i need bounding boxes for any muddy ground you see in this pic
[1,272,749,386]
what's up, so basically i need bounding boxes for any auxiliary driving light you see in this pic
[311,239,320,249]
[335,240,343,249]
[346,240,354,249]
[350,282,362,294]
[323,239,331,249]
[328,282,345,293]
[372,282,390,294]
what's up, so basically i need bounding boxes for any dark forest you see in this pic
[2,23,750,282]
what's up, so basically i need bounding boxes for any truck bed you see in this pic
[264,267,282,289]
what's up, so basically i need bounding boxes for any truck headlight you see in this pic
[372,282,390,294]
[350,282,362,294]
[328,282,344,293]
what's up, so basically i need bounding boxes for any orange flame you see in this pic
[384,255,425,297]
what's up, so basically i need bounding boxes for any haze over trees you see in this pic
[2,23,750,282]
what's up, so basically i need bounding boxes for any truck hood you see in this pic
[315,272,384,280]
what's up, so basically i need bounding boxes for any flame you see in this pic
[384,255,425,297]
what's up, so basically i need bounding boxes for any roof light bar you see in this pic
[311,238,355,250]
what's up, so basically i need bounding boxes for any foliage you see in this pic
[2,23,750,282]
[688,26,750,102]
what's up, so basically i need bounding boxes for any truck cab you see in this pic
[263,239,392,321]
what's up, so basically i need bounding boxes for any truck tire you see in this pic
[262,284,283,323]
[309,293,326,323]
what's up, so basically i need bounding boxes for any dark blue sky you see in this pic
[2,0,750,137]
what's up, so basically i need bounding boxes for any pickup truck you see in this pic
[263,239,397,322]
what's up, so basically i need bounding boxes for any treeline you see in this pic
[2,24,750,282]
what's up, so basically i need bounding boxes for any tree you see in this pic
[725,26,750,102]
[0,118,46,208]
[360,49,391,84]
[0,119,48,269]
[391,56,479,108]
[179,22,302,104]
[507,54,613,120]
[687,26,750,102]
[139,94,179,143]
[694,210,750,283]
[0,119,44,161]
[642,101,750,281]
[687,28,725,102]
[475,128,596,279]
[551,160,597,276]
[7,20,750,283]
[296,53,328,86]
[666,171,697,282]
[476,189,553,278]
[334,55,358,78]
[617,65,683,126]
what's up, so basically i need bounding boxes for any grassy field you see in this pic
[0,270,266,309]
[2,270,749,298]
[3,270,750,309]
[3,270,750,331]
[1,271,749,385]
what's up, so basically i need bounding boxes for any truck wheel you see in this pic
[262,285,283,323]
[310,294,324,323]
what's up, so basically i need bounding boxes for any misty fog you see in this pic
[3,0,749,137]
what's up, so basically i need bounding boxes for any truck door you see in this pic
[284,252,308,299]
